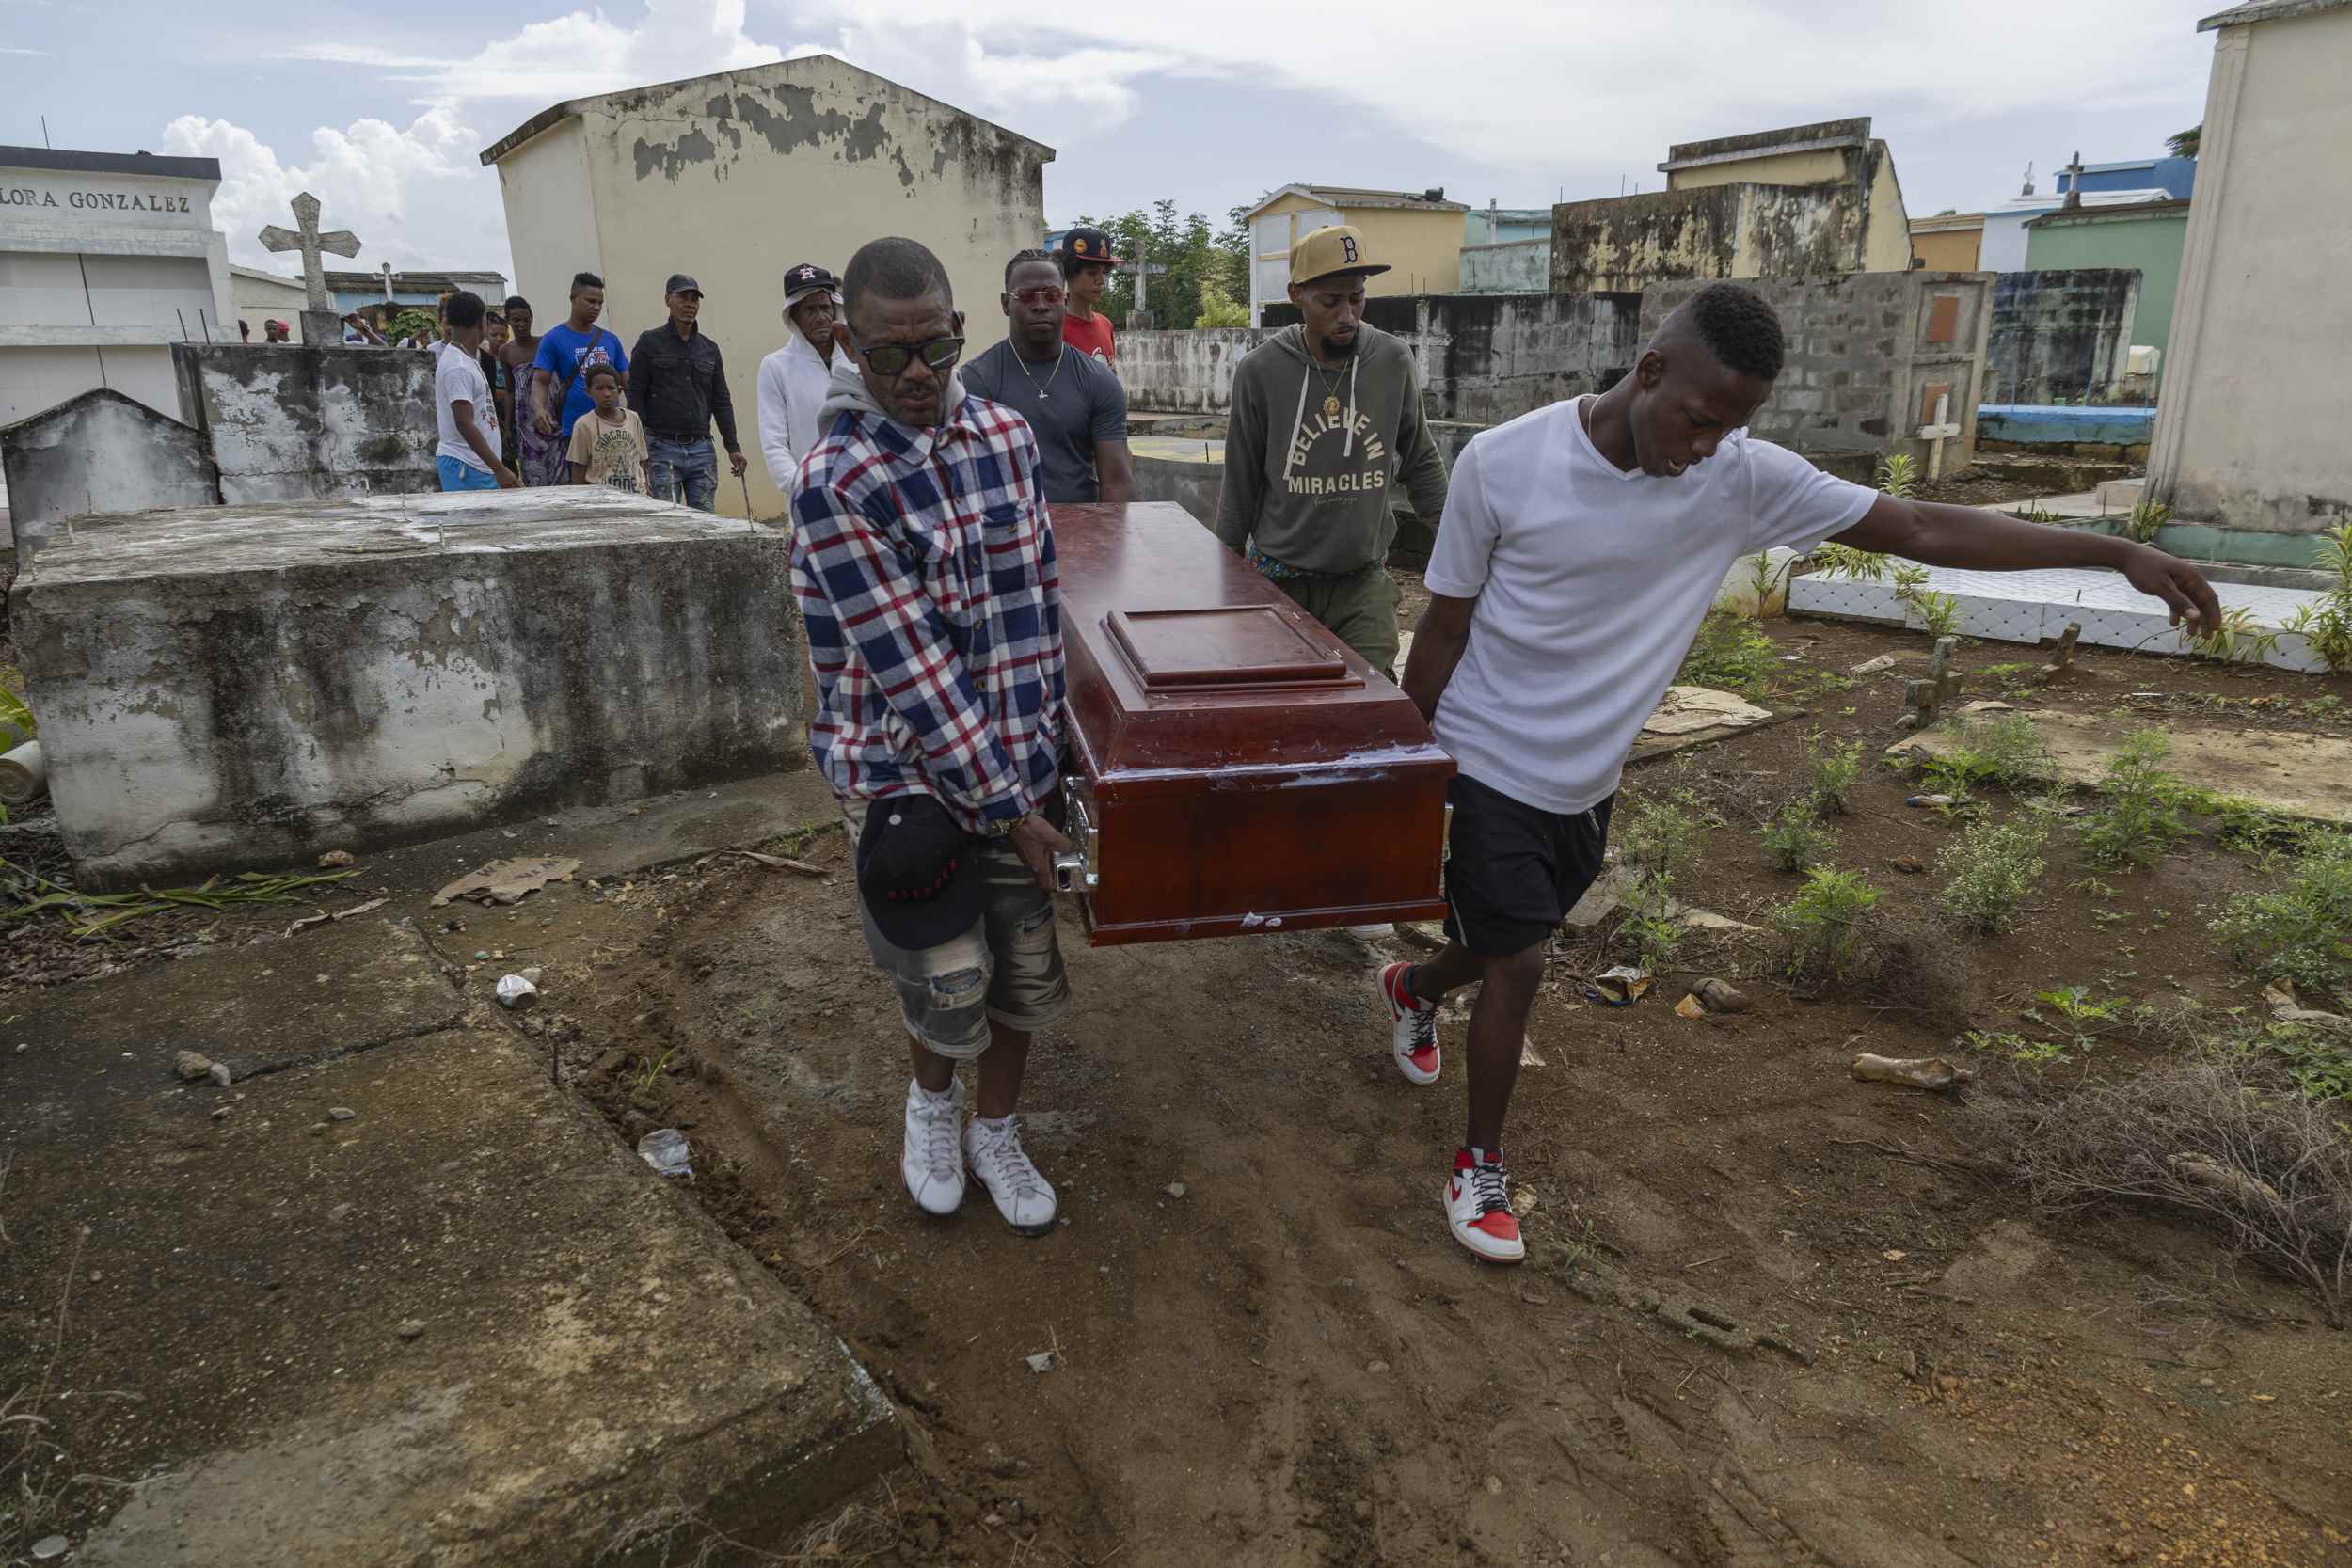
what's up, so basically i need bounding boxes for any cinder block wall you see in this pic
[1641,271,1992,475]
[12,490,804,890]
[172,342,437,504]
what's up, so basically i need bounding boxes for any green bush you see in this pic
[2076,730,2192,869]
[2212,831,2352,1001]
[1617,787,1705,881]
[1677,608,1779,697]
[1804,734,1864,813]
[1773,866,1881,989]
[1761,797,1833,872]
[1936,812,2049,934]
[1918,713,2048,797]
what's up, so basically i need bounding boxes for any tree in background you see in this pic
[2168,124,2201,159]
[1069,199,1253,332]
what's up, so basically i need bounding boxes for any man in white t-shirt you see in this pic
[1380,282,2221,1266]
[433,291,519,492]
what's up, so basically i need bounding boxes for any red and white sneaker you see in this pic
[1444,1149,1524,1264]
[1379,961,1441,1085]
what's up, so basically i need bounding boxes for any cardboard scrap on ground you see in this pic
[432,855,582,907]
[1888,710,2352,827]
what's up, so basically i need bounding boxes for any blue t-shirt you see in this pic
[532,324,628,438]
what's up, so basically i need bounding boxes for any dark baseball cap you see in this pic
[855,795,985,949]
[664,273,702,295]
[1057,226,1123,267]
[784,262,839,307]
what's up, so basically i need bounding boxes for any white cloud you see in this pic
[171,0,787,284]
[163,104,496,276]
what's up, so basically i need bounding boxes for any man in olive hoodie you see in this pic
[1216,226,1449,677]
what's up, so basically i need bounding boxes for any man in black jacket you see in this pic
[628,273,746,511]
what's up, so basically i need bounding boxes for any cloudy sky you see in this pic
[3,0,2222,287]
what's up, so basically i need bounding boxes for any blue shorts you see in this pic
[437,455,499,492]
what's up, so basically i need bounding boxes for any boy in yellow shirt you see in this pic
[565,363,650,493]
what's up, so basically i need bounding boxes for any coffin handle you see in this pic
[1052,780,1101,894]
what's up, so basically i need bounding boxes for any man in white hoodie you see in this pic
[787,235,1077,1240]
[755,261,841,490]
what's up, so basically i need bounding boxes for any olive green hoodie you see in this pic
[1215,322,1449,575]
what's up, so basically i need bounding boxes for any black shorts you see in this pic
[1441,773,1614,958]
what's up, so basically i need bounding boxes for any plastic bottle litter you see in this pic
[31,1536,69,1562]
[1905,794,1962,809]
[637,1128,691,1179]
[495,974,539,1010]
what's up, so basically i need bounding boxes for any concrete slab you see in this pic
[12,488,807,891]
[1789,563,2329,673]
[0,911,463,1140]
[1888,709,2352,826]
[2,1007,896,1566]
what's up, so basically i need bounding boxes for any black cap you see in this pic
[855,795,985,949]
[1057,226,1123,267]
[784,261,838,306]
[664,273,702,295]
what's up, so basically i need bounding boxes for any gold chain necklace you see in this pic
[1314,356,1348,420]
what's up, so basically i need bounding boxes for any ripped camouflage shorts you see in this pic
[841,800,1073,1059]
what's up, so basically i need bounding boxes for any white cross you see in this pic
[258,192,361,314]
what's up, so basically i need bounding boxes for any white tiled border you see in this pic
[1787,566,2328,674]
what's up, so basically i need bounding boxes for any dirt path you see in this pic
[544,612,2352,1568]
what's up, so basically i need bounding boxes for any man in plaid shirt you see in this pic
[789,236,1077,1239]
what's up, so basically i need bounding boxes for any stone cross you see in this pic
[258,192,360,315]
[2060,151,2086,211]
[1898,637,1963,730]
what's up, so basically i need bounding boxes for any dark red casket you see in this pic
[1050,501,1453,945]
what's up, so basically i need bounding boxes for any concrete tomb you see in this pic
[0,387,218,562]
[12,487,804,890]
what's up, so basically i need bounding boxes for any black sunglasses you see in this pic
[857,336,965,378]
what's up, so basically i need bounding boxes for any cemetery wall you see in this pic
[171,341,437,503]
[1981,267,2142,405]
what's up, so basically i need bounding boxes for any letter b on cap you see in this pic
[1341,235,1359,264]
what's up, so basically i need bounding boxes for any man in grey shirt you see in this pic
[962,249,1135,506]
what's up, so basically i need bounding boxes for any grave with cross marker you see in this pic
[258,191,363,346]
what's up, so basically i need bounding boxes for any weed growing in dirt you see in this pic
[2242,1019,2352,1104]
[1760,797,1832,872]
[2211,831,2352,1002]
[1965,1027,2069,1069]
[1618,788,1706,882]
[1976,662,2040,698]
[2282,520,2352,674]
[1772,866,1880,991]
[2077,730,2192,870]
[1676,608,1778,697]
[1935,811,2049,935]
[2186,603,2283,666]
[1917,713,2048,798]
[1977,1051,2352,1325]
[2179,788,2301,854]
[2027,985,2139,1052]
[1905,588,1964,642]
[1804,734,1864,814]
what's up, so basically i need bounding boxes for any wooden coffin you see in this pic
[1050,501,1453,945]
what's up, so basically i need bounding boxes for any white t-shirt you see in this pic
[1424,396,1878,815]
[434,346,498,473]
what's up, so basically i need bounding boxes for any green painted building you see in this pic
[2023,198,2192,362]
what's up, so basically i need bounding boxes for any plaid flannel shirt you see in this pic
[787,392,1064,833]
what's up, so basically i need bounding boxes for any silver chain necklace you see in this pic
[1015,343,1068,403]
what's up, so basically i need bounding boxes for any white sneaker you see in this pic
[1444,1149,1525,1264]
[1346,922,1396,942]
[1379,961,1441,1085]
[901,1079,964,1217]
[964,1115,1058,1236]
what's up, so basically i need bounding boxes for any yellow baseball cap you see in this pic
[1289,225,1390,286]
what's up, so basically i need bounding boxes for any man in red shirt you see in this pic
[1057,226,1120,363]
